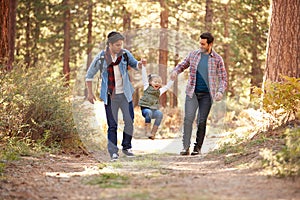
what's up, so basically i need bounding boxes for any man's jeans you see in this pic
[141,108,163,126]
[105,94,134,156]
[182,92,212,149]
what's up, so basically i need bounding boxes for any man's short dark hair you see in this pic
[200,32,214,44]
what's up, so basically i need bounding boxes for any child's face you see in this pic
[150,77,162,90]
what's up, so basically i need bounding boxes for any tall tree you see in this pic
[0,0,17,70]
[222,0,231,95]
[205,0,213,32]
[86,0,93,70]
[8,0,17,70]
[63,0,71,84]
[264,0,300,82]
[159,0,169,107]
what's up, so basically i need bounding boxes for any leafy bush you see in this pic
[260,128,300,177]
[257,76,300,121]
[0,65,78,148]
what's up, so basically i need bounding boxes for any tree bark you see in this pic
[250,14,263,92]
[86,0,93,70]
[63,0,71,84]
[8,0,17,70]
[264,0,300,82]
[0,0,9,68]
[1,0,17,70]
[171,17,180,108]
[205,0,213,32]
[223,1,232,96]
[24,1,31,68]
[159,0,168,107]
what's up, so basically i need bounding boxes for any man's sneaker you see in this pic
[191,146,201,156]
[180,148,190,155]
[110,153,119,161]
[122,149,135,157]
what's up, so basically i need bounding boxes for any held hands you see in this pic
[170,71,178,81]
[138,58,147,69]
[214,92,223,101]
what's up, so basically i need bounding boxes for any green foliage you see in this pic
[262,76,300,119]
[0,65,78,148]
[260,128,300,177]
[83,173,129,188]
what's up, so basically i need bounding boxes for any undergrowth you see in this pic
[0,65,81,175]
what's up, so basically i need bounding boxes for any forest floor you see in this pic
[1,99,300,200]
[1,130,300,200]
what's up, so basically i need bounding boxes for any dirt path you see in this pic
[1,145,299,200]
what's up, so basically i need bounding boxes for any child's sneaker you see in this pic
[122,149,135,157]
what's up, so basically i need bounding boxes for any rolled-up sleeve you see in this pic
[85,52,103,81]
[217,58,227,94]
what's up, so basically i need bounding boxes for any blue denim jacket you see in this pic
[85,49,139,105]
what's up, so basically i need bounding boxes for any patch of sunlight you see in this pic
[45,165,101,178]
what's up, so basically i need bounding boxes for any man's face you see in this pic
[109,40,123,54]
[199,38,212,53]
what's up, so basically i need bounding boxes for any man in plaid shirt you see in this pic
[171,32,228,156]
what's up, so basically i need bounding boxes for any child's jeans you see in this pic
[141,108,163,126]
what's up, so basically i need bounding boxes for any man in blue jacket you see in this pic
[86,31,145,161]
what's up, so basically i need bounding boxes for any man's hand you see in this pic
[214,92,223,101]
[87,93,96,104]
[170,71,178,81]
[138,58,147,69]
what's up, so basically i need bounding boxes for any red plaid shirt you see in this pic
[173,49,227,99]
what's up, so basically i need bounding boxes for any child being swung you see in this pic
[138,65,174,139]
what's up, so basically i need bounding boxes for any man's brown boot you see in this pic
[149,125,158,140]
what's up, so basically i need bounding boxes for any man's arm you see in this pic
[214,57,228,101]
[85,51,103,104]
[170,52,191,80]
[86,81,96,104]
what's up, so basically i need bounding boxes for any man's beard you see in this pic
[200,48,208,53]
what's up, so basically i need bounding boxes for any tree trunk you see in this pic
[86,0,93,70]
[86,0,93,71]
[33,2,40,68]
[24,1,31,68]
[171,17,180,108]
[122,5,131,50]
[8,0,17,70]
[223,1,232,96]
[159,0,168,107]
[63,0,71,84]
[0,0,9,69]
[264,0,300,82]
[84,0,93,98]
[250,15,263,92]
[205,0,213,32]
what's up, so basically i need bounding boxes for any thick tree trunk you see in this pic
[63,0,71,84]
[264,0,300,82]
[0,0,9,68]
[159,0,168,107]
